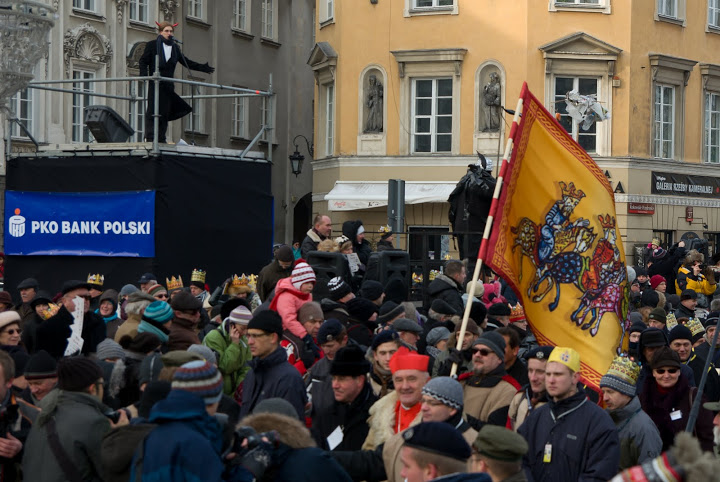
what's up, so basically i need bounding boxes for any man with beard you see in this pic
[433,319,480,377]
[507,346,553,431]
[496,327,529,387]
[702,400,720,451]
[519,347,619,481]
[369,330,400,397]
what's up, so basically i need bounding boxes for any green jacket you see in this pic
[203,323,252,395]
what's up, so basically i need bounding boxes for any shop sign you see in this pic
[628,202,655,215]
[652,172,720,199]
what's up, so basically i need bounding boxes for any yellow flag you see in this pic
[486,84,629,391]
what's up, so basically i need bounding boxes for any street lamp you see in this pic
[289,134,313,177]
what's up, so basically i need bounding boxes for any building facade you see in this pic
[310,0,720,266]
[1,0,315,245]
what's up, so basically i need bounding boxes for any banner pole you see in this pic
[451,91,525,377]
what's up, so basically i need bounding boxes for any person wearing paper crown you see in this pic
[600,355,662,470]
[377,225,396,252]
[518,347,620,482]
[86,273,104,311]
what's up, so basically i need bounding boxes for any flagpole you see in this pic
[451,87,526,377]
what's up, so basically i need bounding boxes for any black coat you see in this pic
[312,383,377,451]
[648,244,686,292]
[427,274,464,314]
[36,306,106,359]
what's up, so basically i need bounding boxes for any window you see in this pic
[327,0,333,18]
[129,80,146,142]
[414,0,453,7]
[188,0,203,19]
[72,70,95,143]
[710,0,720,28]
[654,84,675,159]
[554,76,599,153]
[260,96,276,143]
[556,0,599,3]
[261,0,277,40]
[129,0,149,23]
[232,95,248,138]
[73,0,96,11]
[9,88,33,139]
[705,92,720,163]
[233,0,248,31]
[325,84,334,156]
[658,0,677,17]
[412,78,452,153]
[186,85,204,132]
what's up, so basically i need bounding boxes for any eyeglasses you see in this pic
[654,368,679,375]
[472,348,492,357]
[246,332,271,340]
[155,294,168,299]
[2,329,21,335]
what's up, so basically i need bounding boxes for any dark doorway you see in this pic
[293,193,312,244]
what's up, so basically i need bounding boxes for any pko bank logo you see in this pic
[8,208,25,238]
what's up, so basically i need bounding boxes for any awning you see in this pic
[324,181,456,211]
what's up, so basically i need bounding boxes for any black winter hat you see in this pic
[488,303,511,317]
[640,290,660,308]
[276,245,294,263]
[24,350,57,380]
[360,280,384,302]
[650,346,682,369]
[629,321,648,335]
[470,301,487,324]
[402,422,471,462]
[648,307,667,324]
[524,346,554,361]
[347,297,379,323]
[136,381,172,419]
[330,345,371,377]
[641,328,668,348]
[318,319,345,343]
[60,280,91,295]
[328,277,352,302]
[17,278,39,290]
[371,329,400,351]
[378,301,405,324]
[247,310,283,336]
[171,291,202,311]
[30,290,53,309]
[705,311,720,328]
[384,278,407,304]
[57,356,103,392]
[669,325,692,343]
[430,299,457,316]
[127,332,162,354]
[681,289,697,301]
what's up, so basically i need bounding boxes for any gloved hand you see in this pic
[238,442,274,479]
[303,334,321,359]
[201,62,215,74]
[447,347,464,366]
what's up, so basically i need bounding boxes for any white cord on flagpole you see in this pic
[451,95,525,378]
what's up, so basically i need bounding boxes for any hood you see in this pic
[341,220,362,241]
[273,277,305,298]
[239,412,316,449]
[99,289,119,310]
[427,274,459,295]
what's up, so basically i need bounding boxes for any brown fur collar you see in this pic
[239,412,316,449]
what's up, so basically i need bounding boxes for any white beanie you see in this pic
[291,262,316,290]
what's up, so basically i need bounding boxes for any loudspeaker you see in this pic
[306,251,350,301]
[84,105,135,143]
[365,251,410,288]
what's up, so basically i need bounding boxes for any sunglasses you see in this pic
[654,368,679,375]
[472,348,492,357]
[155,294,168,299]
[3,329,21,335]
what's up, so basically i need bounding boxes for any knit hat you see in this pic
[648,307,667,325]
[488,303,511,317]
[170,291,202,311]
[253,398,297,418]
[650,275,666,290]
[378,301,405,324]
[147,283,168,298]
[119,284,139,297]
[668,325,692,343]
[57,356,103,392]
[426,327,450,347]
[247,310,283,335]
[0,311,21,331]
[318,318,345,343]
[686,318,706,343]
[298,302,323,323]
[473,425,528,462]
[276,245,294,263]
[142,300,174,324]
[469,302,487,325]
[455,318,480,337]
[0,292,12,307]
[24,350,57,380]
[466,280,484,298]
[402,422,471,462]
[388,346,429,374]
[228,305,252,325]
[330,345,371,377]
[96,338,126,361]
[547,347,581,373]
[652,246,667,259]
[393,318,423,334]
[629,321,647,335]
[650,346,682,369]
[327,277,352,302]
[705,311,720,328]
[430,299,457,316]
[137,381,172,419]
[473,332,506,360]
[359,280,384,302]
[681,289,697,301]
[628,311,643,325]
[421,376,463,410]
[371,329,400,351]
[640,328,668,348]
[599,355,641,397]
[640,290,660,308]
[187,344,217,365]
[291,262,316,290]
[347,297,378,323]
[171,360,223,405]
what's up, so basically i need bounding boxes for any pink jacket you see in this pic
[270,277,311,339]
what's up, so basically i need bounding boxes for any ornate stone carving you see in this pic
[363,74,383,134]
[126,41,147,70]
[114,0,128,24]
[481,72,501,132]
[63,24,113,76]
[159,0,179,20]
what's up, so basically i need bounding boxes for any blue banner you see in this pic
[4,191,155,257]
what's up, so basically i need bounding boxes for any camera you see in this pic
[103,408,129,424]
[229,426,279,455]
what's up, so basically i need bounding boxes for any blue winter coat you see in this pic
[130,390,247,482]
[240,345,307,420]
[518,390,620,482]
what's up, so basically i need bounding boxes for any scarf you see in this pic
[371,362,394,398]
[137,320,169,343]
[95,308,118,324]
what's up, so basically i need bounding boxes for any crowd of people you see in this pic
[1,225,720,481]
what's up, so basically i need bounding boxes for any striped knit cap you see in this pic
[147,284,168,298]
[228,305,252,325]
[421,376,464,410]
[142,300,174,324]
[291,262,316,290]
[172,360,223,405]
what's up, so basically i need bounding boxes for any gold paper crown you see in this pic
[379,225,392,233]
[604,355,641,386]
[510,304,526,323]
[248,274,258,292]
[191,269,206,284]
[686,317,706,337]
[231,274,250,288]
[597,214,616,229]
[166,276,183,291]
[87,273,104,287]
[559,181,586,200]
[665,312,678,331]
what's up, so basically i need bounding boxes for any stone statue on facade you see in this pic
[364,74,383,133]
[482,72,501,132]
